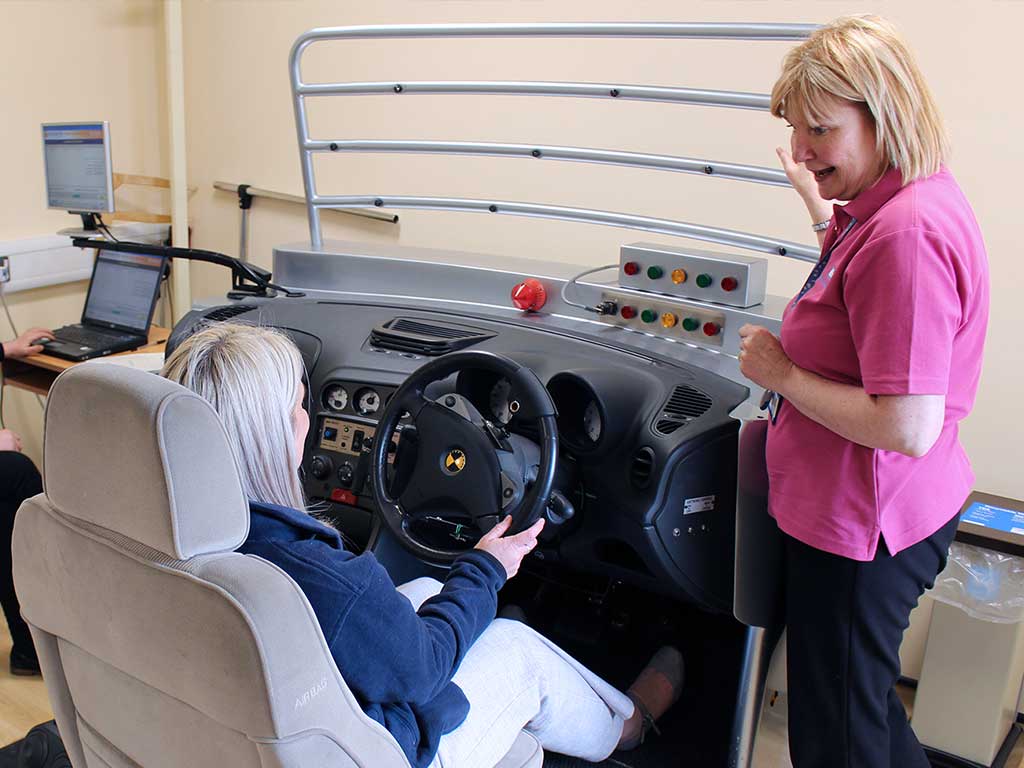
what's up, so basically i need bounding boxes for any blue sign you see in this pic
[962,502,1024,534]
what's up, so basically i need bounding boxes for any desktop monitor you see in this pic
[41,121,114,230]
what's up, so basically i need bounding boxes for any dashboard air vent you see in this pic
[204,304,256,322]
[654,384,713,436]
[369,318,495,356]
[630,447,656,489]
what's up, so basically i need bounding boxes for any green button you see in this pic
[696,273,713,288]
[682,317,700,332]
[646,266,664,280]
[640,309,658,323]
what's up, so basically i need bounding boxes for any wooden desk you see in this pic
[1,326,170,395]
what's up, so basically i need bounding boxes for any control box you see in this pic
[618,242,767,309]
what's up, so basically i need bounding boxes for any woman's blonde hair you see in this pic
[770,15,949,184]
[161,322,307,510]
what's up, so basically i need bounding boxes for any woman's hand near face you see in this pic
[777,147,833,243]
[777,146,820,203]
[474,515,545,580]
[738,324,795,391]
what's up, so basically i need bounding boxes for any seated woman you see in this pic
[162,322,682,768]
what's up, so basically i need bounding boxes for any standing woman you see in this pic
[738,15,989,768]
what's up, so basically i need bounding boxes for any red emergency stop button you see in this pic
[511,278,547,311]
[721,276,739,292]
[703,322,721,337]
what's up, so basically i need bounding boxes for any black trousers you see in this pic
[0,451,42,657]
[783,512,960,768]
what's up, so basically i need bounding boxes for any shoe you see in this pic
[10,647,40,677]
[618,646,684,751]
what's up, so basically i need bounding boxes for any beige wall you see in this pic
[2,0,168,462]
[180,0,1022,500]
[5,1,1019,499]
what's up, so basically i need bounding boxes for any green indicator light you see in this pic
[682,317,700,332]
[640,309,658,323]
[646,266,664,280]
[696,273,713,288]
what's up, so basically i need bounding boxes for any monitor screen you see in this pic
[83,251,165,332]
[42,122,114,213]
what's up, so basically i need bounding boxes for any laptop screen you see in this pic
[82,251,165,333]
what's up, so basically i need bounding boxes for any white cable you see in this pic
[560,263,619,313]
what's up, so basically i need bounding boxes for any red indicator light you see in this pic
[703,322,721,336]
[623,261,641,276]
[510,278,547,311]
[621,306,637,319]
[721,276,739,292]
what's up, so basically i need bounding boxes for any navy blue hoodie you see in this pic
[240,501,506,767]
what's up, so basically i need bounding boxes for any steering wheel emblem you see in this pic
[443,448,467,475]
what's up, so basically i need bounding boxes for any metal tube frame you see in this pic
[288,22,817,251]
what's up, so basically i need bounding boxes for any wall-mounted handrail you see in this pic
[307,141,790,187]
[289,22,818,254]
[213,181,398,223]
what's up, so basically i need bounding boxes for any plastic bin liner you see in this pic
[930,542,1024,623]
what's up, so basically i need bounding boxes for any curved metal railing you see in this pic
[289,22,819,259]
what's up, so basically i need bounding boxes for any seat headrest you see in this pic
[43,364,249,559]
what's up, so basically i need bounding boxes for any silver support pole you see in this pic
[297,81,769,111]
[239,205,249,263]
[729,624,784,768]
[312,195,820,261]
[306,141,790,187]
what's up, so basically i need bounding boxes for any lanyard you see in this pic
[793,217,857,305]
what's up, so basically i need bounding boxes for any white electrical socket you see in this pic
[0,256,10,283]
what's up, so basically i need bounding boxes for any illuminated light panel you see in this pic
[671,268,688,284]
[661,312,677,328]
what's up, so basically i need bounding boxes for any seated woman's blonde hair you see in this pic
[770,15,949,184]
[161,322,307,510]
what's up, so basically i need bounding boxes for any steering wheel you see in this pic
[370,350,558,562]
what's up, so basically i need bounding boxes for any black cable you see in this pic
[96,218,120,242]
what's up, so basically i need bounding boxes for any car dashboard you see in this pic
[170,294,749,615]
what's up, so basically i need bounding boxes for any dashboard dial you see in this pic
[583,400,603,443]
[488,378,515,424]
[322,384,349,412]
[355,388,381,415]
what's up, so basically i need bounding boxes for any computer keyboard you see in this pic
[55,326,135,346]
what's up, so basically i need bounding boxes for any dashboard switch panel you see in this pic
[618,242,767,308]
[603,291,727,347]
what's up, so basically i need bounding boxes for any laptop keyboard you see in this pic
[56,326,136,346]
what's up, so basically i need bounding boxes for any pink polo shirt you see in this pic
[766,167,989,560]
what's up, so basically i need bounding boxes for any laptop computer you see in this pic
[41,249,167,362]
